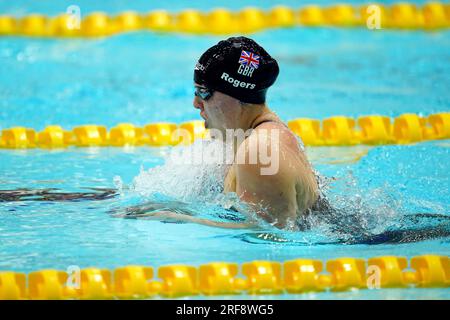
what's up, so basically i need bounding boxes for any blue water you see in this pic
[1,28,449,128]
[0,0,449,299]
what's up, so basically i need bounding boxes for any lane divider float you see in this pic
[0,112,449,149]
[0,2,449,38]
[0,255,448,299]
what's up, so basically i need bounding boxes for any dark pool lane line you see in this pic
[0,188,118,202]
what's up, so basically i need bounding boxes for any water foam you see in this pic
[130,139,242,211]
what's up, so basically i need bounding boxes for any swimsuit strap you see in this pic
[251,114,288,130]
[252,119,277,129]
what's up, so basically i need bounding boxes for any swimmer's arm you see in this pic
[235,129,298,229]
[129,210,260,230]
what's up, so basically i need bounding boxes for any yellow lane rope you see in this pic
[0,255,448,299]
[0,112,448,149]
[0,2,449,38]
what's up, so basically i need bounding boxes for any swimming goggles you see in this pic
[194,86,214,101]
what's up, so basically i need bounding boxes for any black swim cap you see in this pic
[194,36,279,104]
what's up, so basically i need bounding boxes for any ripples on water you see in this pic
[112,140,450,246]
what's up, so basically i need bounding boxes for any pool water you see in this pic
[0,0,449,299]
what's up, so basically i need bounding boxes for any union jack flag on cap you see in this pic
[239,50,260,69]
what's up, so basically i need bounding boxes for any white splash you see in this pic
[131,139,237,205]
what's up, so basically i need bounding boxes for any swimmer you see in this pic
[133,36,324,230]
[2,187,447,243]
[0,37,326,231]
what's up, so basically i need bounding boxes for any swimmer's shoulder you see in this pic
[255,120,320,212]
[250,120,310,174]
[250,119,301,152]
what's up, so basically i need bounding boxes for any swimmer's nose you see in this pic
[193,96,204,111]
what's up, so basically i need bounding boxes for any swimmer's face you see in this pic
[193,83,242,134]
